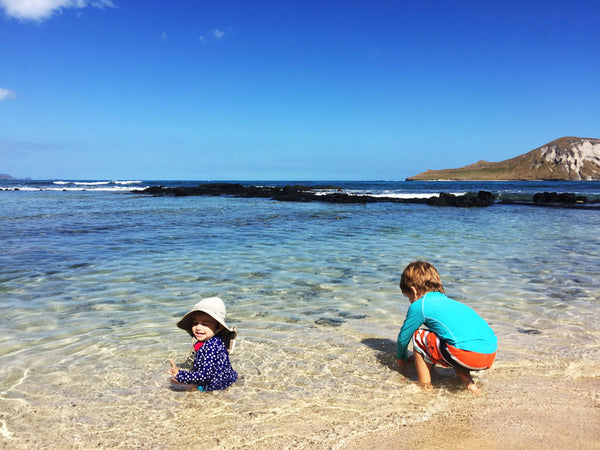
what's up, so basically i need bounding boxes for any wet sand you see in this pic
[2,364,598,449]
[345,373,600,450]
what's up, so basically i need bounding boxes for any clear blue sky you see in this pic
[1,0,599,180]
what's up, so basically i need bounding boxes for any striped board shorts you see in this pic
[412,329,496,371]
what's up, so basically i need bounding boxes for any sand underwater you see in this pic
[1,181,599,449]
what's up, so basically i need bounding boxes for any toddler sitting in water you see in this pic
[169,297,237,391]
[396,261,497,394]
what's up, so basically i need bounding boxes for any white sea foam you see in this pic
[114,180,143,185]
[8,185,144,192]
[2,180,148,192]
[367,191,466,199]
[74,181,111,185]
[0,420,13,439]
[314,189,467,199]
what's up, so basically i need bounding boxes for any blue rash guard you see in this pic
[396,292,497,361]
[175,335,237,391]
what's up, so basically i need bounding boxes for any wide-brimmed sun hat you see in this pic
[177,297,237,352]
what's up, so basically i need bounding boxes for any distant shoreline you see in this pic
[2,181,600,208]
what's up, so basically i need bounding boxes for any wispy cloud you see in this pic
[213,28,225,40]
[0,87,16,101]
[0,0,115,22]
[199,28,229,44]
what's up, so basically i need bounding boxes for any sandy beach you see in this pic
[345,371,600,450]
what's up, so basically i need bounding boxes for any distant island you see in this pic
[407,137,600,181]
[0,174,15,180]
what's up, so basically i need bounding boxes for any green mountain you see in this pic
[406,137,600,181]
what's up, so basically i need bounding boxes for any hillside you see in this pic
[406,137,600,181]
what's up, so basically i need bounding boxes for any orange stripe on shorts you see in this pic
[445,344,496,370]
[412,329,451,367]
[412,329,496,370]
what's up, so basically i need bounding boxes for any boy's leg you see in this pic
[413,351,433,389]
[454,367,482,396]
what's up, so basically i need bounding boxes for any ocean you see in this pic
[1,179,599,448]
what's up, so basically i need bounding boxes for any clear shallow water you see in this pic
[1,181,599,448]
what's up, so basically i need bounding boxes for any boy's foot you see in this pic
[418,381,433,391]
[466,382,482,396]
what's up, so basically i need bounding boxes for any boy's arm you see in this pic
[396,302,425,360]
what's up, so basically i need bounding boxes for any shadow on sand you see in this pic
[361,337,460,388]
[361,337,402,373]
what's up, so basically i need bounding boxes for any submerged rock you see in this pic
[314,317,346,327]
[517,328,542,335]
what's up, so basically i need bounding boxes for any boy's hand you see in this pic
[168,358,180,380]
[397,354,414,368]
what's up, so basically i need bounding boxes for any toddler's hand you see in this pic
[168,358,180,379]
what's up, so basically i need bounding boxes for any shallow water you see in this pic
[1,183,599,448]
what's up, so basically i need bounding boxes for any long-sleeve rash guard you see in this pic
[175,335,237,391]
[396,292,497,361]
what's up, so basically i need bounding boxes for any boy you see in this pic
[396,261,497,394]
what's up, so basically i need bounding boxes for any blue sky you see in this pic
[1,0,599,180]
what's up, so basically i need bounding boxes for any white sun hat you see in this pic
[177,297,237,352]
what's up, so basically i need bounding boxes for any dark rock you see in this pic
[478,190,496,203]
[140,186,166,195]
[271,185,318,202]
[533,192,587,204]
[314,317,345,327]
[426,191,495,207]
[517,328,542,335]
[315,193,377,204]
[338,312,368,319]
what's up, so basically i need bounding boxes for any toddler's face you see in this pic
[191,311,221,342]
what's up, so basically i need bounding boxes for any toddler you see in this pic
[169,297,237,391]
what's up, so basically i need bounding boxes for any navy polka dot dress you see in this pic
[175,336,237,391]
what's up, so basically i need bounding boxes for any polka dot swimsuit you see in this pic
[175,336,237,391]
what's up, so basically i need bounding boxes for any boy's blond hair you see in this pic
[400,261,445,297]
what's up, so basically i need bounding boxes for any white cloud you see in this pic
[199,28,228,44]
[0,87,16,101]
[0,0,115,21]
[213,28,225,40]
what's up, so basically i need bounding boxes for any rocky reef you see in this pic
[132,183,598,209]
[132,183,497,206]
